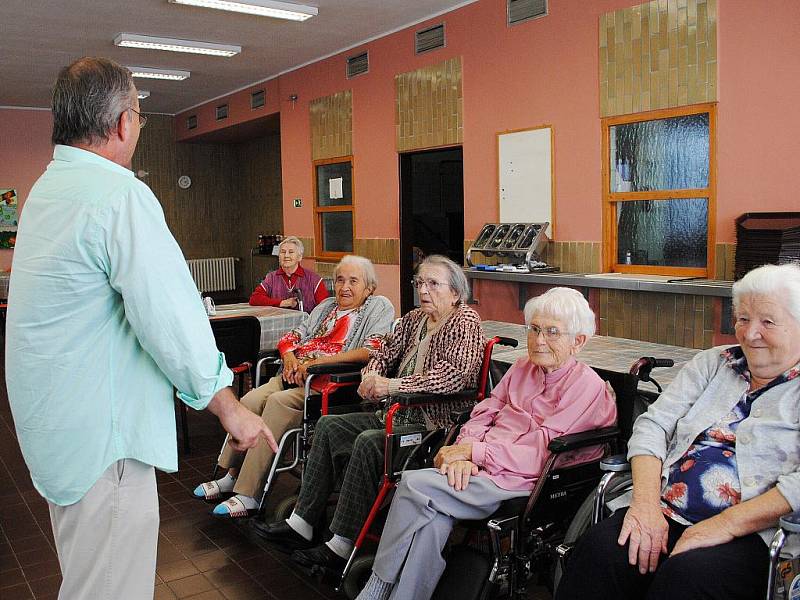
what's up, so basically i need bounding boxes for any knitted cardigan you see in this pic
[364,303,485,396]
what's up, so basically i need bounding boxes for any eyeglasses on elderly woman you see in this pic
[410,277,450,291]
[525,323,571,339]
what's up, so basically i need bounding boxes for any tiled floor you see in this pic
[0,343,552,600]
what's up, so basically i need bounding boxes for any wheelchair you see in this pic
[365,356,671,600]
[324,335,518,598]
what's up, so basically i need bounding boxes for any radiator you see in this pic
[186,257,236,293]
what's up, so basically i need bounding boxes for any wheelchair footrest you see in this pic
[431,546,495,600]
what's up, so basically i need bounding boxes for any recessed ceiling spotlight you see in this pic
[127,66,191,81]
[168,0,317,21]
[115,33,241,57]
[137,90,151,99]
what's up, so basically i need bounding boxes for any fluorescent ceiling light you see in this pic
[168,0,317,21]
[114,33,241,57]
[128,66,191,81]
[137,90,151,99]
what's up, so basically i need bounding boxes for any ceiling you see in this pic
[0,0,475,115]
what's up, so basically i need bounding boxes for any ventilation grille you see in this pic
[215,104,229,120]
[186,115,197,130]
[508,0,547,25]
[251,89,265,109]
[415,23,445,54]
[346,51,369,78]
[186,257,236,293]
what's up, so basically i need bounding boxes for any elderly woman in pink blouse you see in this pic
[356,287,617,600]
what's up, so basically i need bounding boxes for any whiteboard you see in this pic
[498,127,553,236]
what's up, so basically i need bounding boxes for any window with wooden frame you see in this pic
[602,103,716,277]
[314,157,354,259]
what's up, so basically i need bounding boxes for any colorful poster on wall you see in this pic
[0,188,18,248]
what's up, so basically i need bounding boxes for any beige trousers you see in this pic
[219,375,306,498]
[48,458,159,600]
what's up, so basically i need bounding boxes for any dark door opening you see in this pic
[399,146,464,313]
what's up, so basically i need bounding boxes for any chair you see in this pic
[411,357,673,600]
[337,335,518,597]
[177,316,262,454]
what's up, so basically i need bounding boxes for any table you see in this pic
[481,320,701,392]
[211,303,306,352]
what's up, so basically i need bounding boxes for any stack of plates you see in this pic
[735,213,800,279]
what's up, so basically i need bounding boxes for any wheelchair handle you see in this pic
[493,336,518,348]
[600,454,631,472]
[630,357,674,382]
[779,510,800,533]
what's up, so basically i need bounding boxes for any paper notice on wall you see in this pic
[329,177,344,199]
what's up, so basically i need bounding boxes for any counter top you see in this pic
[465,268,733,297]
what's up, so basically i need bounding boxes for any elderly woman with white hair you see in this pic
[249,235,328,312]
[195,255,394,517]
[556,263,800,600]
[353,287,617,600]
[256,255,488,571]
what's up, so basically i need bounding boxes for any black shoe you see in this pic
[248,520,314,552]
[291,543,347,573]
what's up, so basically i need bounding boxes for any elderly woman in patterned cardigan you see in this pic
[254,255,485,571]
[556,263,800,600]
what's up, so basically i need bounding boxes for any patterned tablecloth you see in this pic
[211,303,307,352]
[481,319,701,392]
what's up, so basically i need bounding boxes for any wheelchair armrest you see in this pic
[547,426,620,454]
[494,336,518,348]
[329,372,363,383]
[258,350,279,362]
[600,454,631,472]
[307,362,364,376]
[393,388,478,407]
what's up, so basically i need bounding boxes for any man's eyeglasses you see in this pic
[411,278,447,291]
[128,107,147,129]
[525,324,569,340]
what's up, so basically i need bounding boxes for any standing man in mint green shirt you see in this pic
[5,57,278,600]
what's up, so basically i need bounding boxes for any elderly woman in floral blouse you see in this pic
[194,255,394,517]
[556,263,800,600]
[254,255,486,572]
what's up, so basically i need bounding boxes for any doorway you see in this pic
[399,146,464,313]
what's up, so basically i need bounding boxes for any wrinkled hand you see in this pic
[357,375,376,399]
[291,360,315,386]
[434,443,473,469]
[671,516,735,557]
[440,460,479,491]
[279,297,298,309]
[358,373,390,400]
[618,500,669,574]
[213,395,278,453]
[282,352,299,382]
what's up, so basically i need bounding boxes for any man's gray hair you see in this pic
[733,262,800,325]
[523,287,597,338]
[335,255,378,291]
[51,57,135,146]
[418,254,469,302]
[278,236,304,258]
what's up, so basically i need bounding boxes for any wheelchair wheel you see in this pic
[272,493,299,521]
[342,553,376,599]
[552,472,633,593]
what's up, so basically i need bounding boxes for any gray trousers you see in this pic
[48,459,159,600]
[373,468,528,600]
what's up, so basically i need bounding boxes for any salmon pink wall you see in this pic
[0,109,53,270]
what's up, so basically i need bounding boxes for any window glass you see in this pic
[321,211,353,253]
[616,198,708,268]
[316,162,352,207]
[610,113,709,192]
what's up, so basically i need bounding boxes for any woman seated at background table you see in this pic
[555,263,800,600]
[194,255,394,517]
[252,255,487,572]
[249,235,328,313]
[355,287,617,600]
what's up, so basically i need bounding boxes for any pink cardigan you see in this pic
[456,356,617,492]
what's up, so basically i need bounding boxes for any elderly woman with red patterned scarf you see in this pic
[194,255,394,517]
[253,254,486,572]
